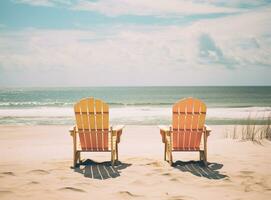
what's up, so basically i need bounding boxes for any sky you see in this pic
[0,0,271,87]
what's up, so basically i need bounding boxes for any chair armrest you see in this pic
[111,125,125,143]
[69,126,76,136]
[111,125,125,132]
[158,125,171,143]
[204,124,212,136]
[158,125,171,132]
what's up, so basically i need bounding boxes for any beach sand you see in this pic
[0,125,270,200]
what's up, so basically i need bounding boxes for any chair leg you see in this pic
[203,131,208,166]
[203,149,207,166]
[73,155,77,168]
[78,152,82,164]
[167,142,173,165]
[200,150,207,166]
[116,144,119,161]
[164,143,167,161]
[72,129,78,168]
[169,150,173,166]
[73,151,79,168]
[111,150,115,167]
[199,151,204,161]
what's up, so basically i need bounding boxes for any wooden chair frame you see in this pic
[70,125,123,168]
[159,98,212,166]
[70,97,124,168]
[160,125,211,166]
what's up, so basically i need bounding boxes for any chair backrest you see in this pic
[172,98,207,150]
[74,98,109,151]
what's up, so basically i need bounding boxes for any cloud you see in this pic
[0,4,271,86]
[191,7,271,69]
[12,0,72,7]
[72,0,243,17]
[195,0,271,8]
[198,33,236,69]
[12,0,55,7]
[12,0,244,16]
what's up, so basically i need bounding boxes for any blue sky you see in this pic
[0,0,271,86]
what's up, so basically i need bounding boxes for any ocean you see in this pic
[0,86,270,125]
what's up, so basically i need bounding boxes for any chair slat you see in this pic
[102,103,109,151]
[74,103,83,129]
[74,102,86,149]
[81,100,92,148]
[95,100,103,130]
[198,103,207,129]
[87,98,95,130]
[102,103,109,130]
[172,98,207,150]
[192,99,200,130]
[74,98,110,151]
[94,100,103,149]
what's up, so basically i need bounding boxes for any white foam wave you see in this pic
[0,107,74,117]
[0,106,270,120]
[0,102,72,106]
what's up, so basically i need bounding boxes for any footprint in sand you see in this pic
[169,178,179,182]
[161,172,179,180]
[59,187,86,193]
[223,177,232,182]
[236,171,255,179]
[117,191,142,198]
[162,172,171,176]
[167,195,195,200]
[146,161,163,168]
[1,172,15,176]
[243,177,271,192]
[27,181,40,185]
[239,172,270,192]
[240,170,254,175]
[27,169,50,175]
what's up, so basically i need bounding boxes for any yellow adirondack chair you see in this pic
[159,98,211,165]
[69,97,124,167]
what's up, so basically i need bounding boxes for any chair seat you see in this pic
[79,148,110,152]
[76,135,117,151]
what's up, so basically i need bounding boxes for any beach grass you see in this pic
[227,115,271,142]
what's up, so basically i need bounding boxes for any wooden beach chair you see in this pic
[159,98,211,166]
[69,97,124,167]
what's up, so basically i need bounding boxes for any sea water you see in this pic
[0,86,270,125]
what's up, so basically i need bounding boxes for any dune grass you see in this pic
[227,115,271,142]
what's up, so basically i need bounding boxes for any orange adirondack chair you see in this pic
[69,97,124,167]
[159,98,211,165]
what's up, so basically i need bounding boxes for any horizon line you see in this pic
[0,85,271,89]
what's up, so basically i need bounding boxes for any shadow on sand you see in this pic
[173,160,227,179]
[73,159,131,180]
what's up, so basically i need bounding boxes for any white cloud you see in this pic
[0,6,271,86]
[195,0,270,8]
[72,0,243,16]
[189,7,271,68]
[12,0,244,16]
[12,0,55,7]
[12,0,72,7]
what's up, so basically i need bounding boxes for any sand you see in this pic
[0,125,270,200]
